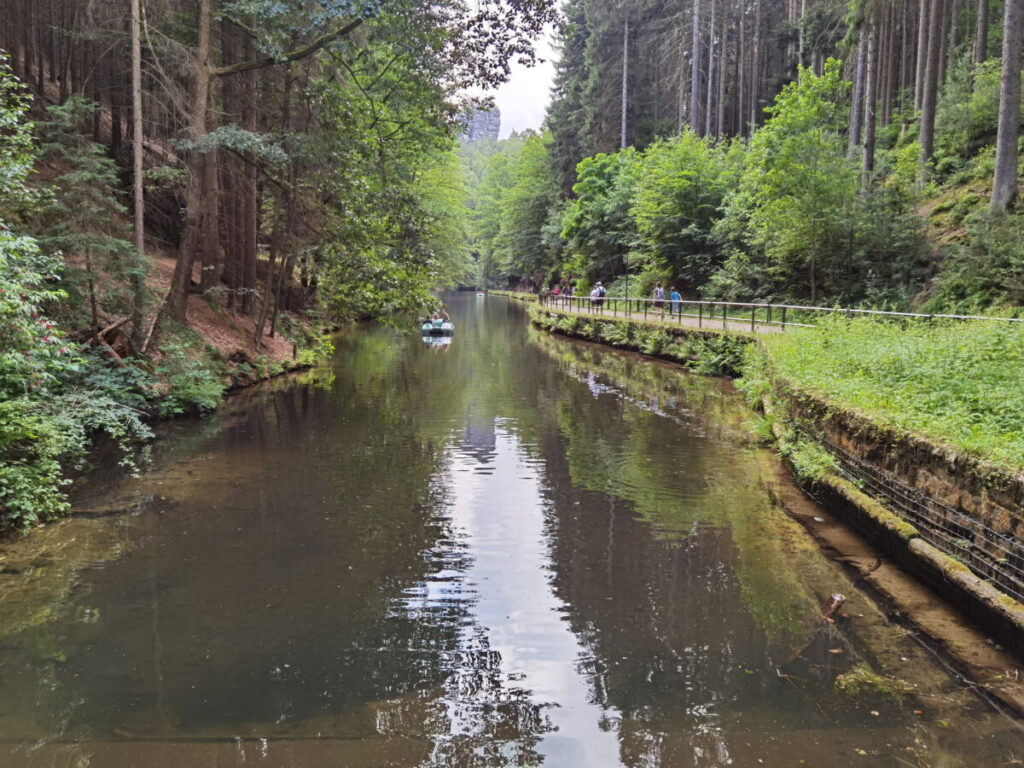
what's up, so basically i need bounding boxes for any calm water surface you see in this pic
[0,294,1021,767]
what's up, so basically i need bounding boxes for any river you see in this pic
[0,293,1020,767]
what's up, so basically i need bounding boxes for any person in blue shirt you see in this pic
[669,287,682,316]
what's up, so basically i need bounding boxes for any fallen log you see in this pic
[88,316,130,347]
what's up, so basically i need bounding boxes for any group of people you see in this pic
[548,281,683,314]
[652,284,683,313]
[425,309,450,327]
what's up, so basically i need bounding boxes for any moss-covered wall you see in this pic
[529,305,751,377]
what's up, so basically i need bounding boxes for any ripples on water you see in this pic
[0,294,1020,767]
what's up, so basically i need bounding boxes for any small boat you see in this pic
[421,320,455,336]
[476,291,486,297]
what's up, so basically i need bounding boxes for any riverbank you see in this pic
[489,290,537,303]
[0,250,333,537]
[528,301,1024,713]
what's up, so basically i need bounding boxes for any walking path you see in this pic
[538,297,787,335]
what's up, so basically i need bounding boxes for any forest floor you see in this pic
[148,251,297,369]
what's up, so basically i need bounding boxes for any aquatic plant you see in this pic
[834,663,913,700]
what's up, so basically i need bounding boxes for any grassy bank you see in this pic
[752,317,1024,471]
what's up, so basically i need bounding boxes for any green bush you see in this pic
[930,211,1024,310]
[155,339,226,417]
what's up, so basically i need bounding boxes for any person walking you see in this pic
[669,287,682,317]
[652,284,665,312]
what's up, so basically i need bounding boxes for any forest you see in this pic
[465,0,1023,311]
[0,0,1021,531]
[0,0,556,530]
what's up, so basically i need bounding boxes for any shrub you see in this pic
[155,340,226,417]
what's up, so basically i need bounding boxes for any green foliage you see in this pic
[495,131,561,283]
[639,328,671,356]
[929,211,1024,310]
[560,149,641,284]
[295,333,336,367]
[155,336,227,417]
[934,56,1005,176]
[305,37,461,320]
[0,234,71,397]
[416,151,474,288]
[532,307,750,377]
[709,61,927,305]
[32,97,138,327]
[0,56,39,223]
[464,137,517,286]
[760,316,1024,469]
[713,62,844,299]
[834,663,912,700]
[462,131,561,288]
[781,434,839,482]
[631,131,734,290]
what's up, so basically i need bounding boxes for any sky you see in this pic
[491,30,558,139]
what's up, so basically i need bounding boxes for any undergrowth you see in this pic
[530,306,749,376]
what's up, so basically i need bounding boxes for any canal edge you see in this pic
[524,300,1024,716]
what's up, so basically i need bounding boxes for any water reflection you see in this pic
[423,426,621,765]
[0,294,1020,767]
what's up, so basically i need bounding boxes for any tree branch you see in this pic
[212,19,364,77]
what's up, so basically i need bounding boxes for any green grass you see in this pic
[759,316,1024,470]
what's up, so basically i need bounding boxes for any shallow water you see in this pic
[0,294,1021,767]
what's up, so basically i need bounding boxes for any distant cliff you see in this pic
[462,107,501,141]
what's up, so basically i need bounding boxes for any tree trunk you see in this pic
[990,0,1023,214]
[705,0,716,136]
[737,5,746,134]
[973,0,989,62]
[716,11,726,137]
[863,17,879,190]
[130,0,146,350]
[900,0,910,110]
[253,204,282,345]
[915,0,929,108]
[918,0,944,181]
[621,16,629,148]
[798,0,807,71]
[199,144,223,292]
[881,2,896,125]
[86,250,99,337]
[690,0,702,132]
[750,0,763,127]
[848,32,867,157]
[241,33,259,315]
[166,0,212,323]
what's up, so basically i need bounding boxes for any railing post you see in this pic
[698,302,703,328]
[767,305,772,326]
[751,306,756,332]
[781,306,787,329]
